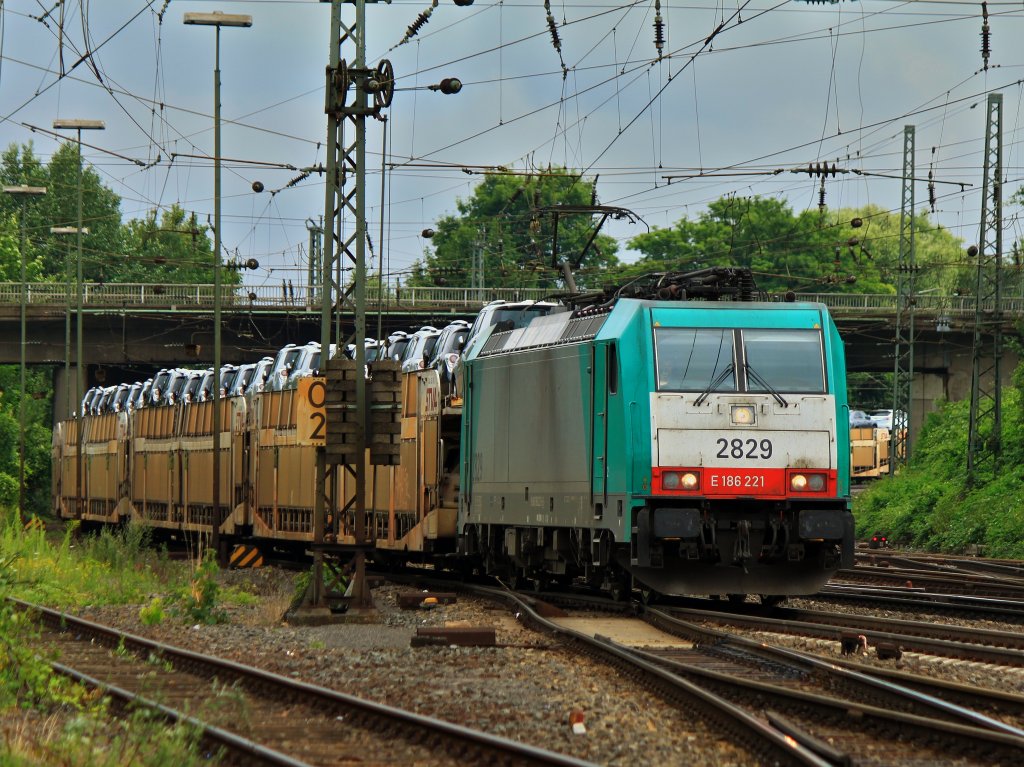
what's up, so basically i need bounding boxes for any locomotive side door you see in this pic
[591,343,610,514]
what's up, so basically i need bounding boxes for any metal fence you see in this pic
[0,282,1019,316]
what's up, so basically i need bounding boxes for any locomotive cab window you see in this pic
[655,328,736,392]
[654,327,824,394]
[742,329,825,393]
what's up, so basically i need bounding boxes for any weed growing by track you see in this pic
[0,512,218,766]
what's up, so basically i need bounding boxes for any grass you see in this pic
[853,362,1024,558]
[0,512,230,765]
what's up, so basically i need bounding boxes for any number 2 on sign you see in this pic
[297,378,327,444]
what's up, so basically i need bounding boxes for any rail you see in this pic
[0,282,1022,316]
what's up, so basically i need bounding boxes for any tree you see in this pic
[115,205,226,285]
[0,142,226,287]
[627,196,968,295]
[411,168,619,290]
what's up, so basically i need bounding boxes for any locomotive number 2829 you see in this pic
[716,438,773,460]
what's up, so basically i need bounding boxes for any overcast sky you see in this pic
[2,0,1023,292]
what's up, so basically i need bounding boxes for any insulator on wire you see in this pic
[981,2,991,71]
[399,2,437,47]
[545,3,562,53]
[543,0,568,79]
[653,0,665,58]
[818,178,827,213]
[928,169,937,213]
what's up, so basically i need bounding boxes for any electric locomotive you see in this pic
[458,269,854,598]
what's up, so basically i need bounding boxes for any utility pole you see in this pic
[892,126,915,470]
[472,229,485,300]
[52,118,104,520]
[967,93,1003,486]
[3,184,47,522]
[306,216,323,304]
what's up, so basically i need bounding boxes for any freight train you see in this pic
[52,268,854,600]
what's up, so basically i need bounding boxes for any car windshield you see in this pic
[388,339,410,360]
[742,329,825,393]
[438,329,467,356]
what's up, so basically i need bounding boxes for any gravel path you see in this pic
[70,572,752,767]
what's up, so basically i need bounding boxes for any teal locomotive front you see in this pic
[459,297,853,598]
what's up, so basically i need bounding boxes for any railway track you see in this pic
[17,599,594,767]
[424,583,1024,766]
[812,583,1024,623]
[838,556,1024,600]
[662,602,1024,666]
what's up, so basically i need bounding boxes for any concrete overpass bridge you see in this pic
[0,282,1019,428]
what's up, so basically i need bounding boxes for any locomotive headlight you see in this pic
[659,470,699,491]
[730,405,756,426]
[790,473,826,492]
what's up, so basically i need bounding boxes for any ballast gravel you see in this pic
[71,573,752,767]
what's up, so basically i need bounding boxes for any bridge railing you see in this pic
[0,282,1020,316]
[0,283,554,310]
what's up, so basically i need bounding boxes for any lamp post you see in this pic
[184,10,252,561]
[53,118,105,519]
[51,226,89,422]
[3,185,47,522]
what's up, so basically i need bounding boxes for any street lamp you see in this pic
[53,118,105,519]
[3,184,47,522]
[51,226,89,422]
[184,10,252,561]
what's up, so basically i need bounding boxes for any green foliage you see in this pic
[81,522,152,571]
[173,550,227,625]
[1,142,221,288]
[412,168,619,290]
[5,706,217,767]
[0,516,218,765]
[117,204,238,287]
[627,198,970,295]
[853,369,1024,557]
[0,537,86,712]
[0,514,170,607]
[0,364,52,515]
[291,568,312,610]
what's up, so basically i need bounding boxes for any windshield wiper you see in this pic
[744,364,789,408]
[694,363,735,407]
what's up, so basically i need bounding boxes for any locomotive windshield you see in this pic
[655,327,825,393]
[655,328,735,391]
[742,329,825,393]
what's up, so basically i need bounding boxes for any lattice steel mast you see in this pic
[310,0,395,609]
[891,126,915,470]
[967,93,1004,486]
